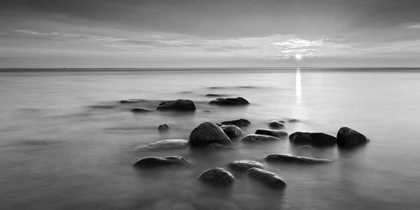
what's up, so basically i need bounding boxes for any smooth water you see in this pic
[0,69,419,210]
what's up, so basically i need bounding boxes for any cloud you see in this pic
[407,24,420,29]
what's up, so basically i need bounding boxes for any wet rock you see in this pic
[255,129,288,138]
[337,127,369,148]
[134,139,188,151]
[189,122,232,147]
[221,119,251,127]
[133,156,190,168]
[227,160,263,172]
[206,94,228,97]
[265,154,331,164]
[157,99,196,111]
[220,125,243,139]
[268,120,285,129]
[209,97,250,106]
[131,107,154,113]
[246,168,286,189]
[197,168,234,186]
[241,134,280,143]
[158,124,170,132]
[289,132,337,146]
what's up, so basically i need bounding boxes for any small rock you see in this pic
[337,127,369,148]
[288,119,300,123]
[268,120,285,129]
[227,160,263,172]
[120,99,145,103]
[246,168,286,189]
[189,122,232,147]
[221,119,251,127]
[241,134,280,143]
[220,125,243,139]
[133,156,190,168]
[157,99,196,111]
[206,94,228,97]
[255,129,288,138]
[158,124,170,132]
[197,168,234,186]
[265,154,331,164]
[209,97,250,106]
[289,132,337,146]
[131,107,154,113]
[134,139,188,151]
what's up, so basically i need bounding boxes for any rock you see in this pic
[120,99,145,103]
[268,120,285,129]
[221,119,251,127]
[206,94,228,97]
[288,119,300,123]
[209,97,250,106]
[134,139,188,151]
[289,132,337,146]
[189,122,232,147]
[265,154,331,164]
[157,99,196,111]
[337,127,369,147]
[158,124,170,132]
[220,125,243,139]
[246,168,286,189]
[241,134,280,143]
[255,129,288,138]
[131,107,154,113]
[227,160,263,172]
[133,156,190,168]
[197,168,234,186]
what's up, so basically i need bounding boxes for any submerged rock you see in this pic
[131,107,154,113]
[255,129,288,138]
[134,139,188,151]
[288,119,300,123]
[209,97,250,106]
[197,168,234,186]
[189,122,232,147]
[133,156,190,168]
[289,132,337,146]
[241,134,280,143]
[221,119,251,127]
[220,125,243,139]
[268,120,285,129]
[227,160,263,172]
[246,168,286,189]
[158,124,170,132]
[206,94,228,97]
[265,154,331,164]
[120,99,145,103]
[337,127,369,148]
[157,99,196,111]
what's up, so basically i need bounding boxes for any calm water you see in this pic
[0,69,419,210]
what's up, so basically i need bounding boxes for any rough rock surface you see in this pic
[134,139,188,151]
[289,132,337,146]
[265,154,332,164]
[255,129,288,138]
[133,156,190,168]
[241,134,280,143]
[337,127,369,147]
[197,168,234,186]
[220,125,243,139]
[189,122,232,147]
[221,119,251,127]
[209,97,250,106]
[156,99,196,111]
[227,160,264,172]
[246,168,286,189]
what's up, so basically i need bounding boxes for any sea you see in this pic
[0,68,419,210]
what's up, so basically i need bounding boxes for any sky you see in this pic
[1,0,420,68]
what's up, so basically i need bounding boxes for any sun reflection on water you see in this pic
[296,67,302,104]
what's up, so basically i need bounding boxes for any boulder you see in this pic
[246,168,286,189]
[268,120,285,129]
[221,119,251,127]
[157,99,196,111]
[337,127,369,147]
[158,124,170,132]
[220,125,243,139]
[131,107,154,113]
[227,160,263,172]
[289,132,337,146]
[255,129,288,138]
[134,139,188,151]
[265,154,331,164]
[133,156,190,168]
[209,97,250,106]
[189,122,232,147]
[241,134,280,143]
[197,168,234,186]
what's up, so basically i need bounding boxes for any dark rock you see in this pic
[268,121,285,129]
[158,124,170,132]
[220,125,243,139]
[288,119,300,123]
[241,134,280,143]
[206,94,228,97]
[337,127,369,147]
[227,160,263,172]
[189,122,232,147]
[255,129,288,138]
[157,99,196,111]
[289,132,337,146]
[120,99,145,103]
[197,168,234,186]
[133,156,190,168]
[265,154,331,164]
[131,107,154,113]
[134,139,188,151]
[209,97,250,106]
[246,168,286,189]
[221,119,251,127]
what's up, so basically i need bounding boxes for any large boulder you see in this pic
[242,134,280,143]
[255,129,288,138]
[220,125,243,139]
[133,156,190,168]
[227,160,263,172]
[156,99,196,111]
[289,132,337,146]
[265,154,331,164]
[134,139,188,151]
[189,122,232,147]
[337,127,369,147]
[268,120,285,129]
[197,168,234,186]
[246,168,286,189]
[221,119,251,127]
[209,97,250,106]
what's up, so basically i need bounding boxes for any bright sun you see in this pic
[294,54,302,60]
